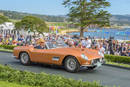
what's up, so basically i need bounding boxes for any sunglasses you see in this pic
[41,42,44,43]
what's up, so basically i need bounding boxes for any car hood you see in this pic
[49,47,102,59]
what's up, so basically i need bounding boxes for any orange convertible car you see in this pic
[13,42,105,72]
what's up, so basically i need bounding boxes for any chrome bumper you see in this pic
[81,62,102,67]
[81,58,105,67]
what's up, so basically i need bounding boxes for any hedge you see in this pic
[105,54,130,64]
[0,65,103,87]
[0,45,17,50]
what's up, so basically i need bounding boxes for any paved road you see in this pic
[0,52,130,87]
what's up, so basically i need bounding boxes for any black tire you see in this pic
[64,56,80,73]
[20,52,31,65]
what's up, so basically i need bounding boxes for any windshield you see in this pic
[46,42,68,49]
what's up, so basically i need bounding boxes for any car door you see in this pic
[30,48,64,65]
[30,49,51,64]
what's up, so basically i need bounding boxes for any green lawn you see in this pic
[0,48,13,52]
[0,81,33,87]
[106,61,130,68]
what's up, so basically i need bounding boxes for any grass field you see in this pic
[106,61,130,68]
[0,81,32,87]
[0,48,13,52]
[46,22,67,26]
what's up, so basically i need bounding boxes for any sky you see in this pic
[0,0,130,15]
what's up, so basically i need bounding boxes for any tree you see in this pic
[15,16,49,35]
[15,21,22,30]
[63,0,111,37]
[0,15,10,24]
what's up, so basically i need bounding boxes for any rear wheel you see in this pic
[20,52,31,65]
[64,56,80,73]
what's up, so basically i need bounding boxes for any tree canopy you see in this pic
[15,16,49,35]
[63,0,111,37]
[0,15,10,24]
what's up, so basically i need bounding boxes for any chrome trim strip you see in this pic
[52,57,60,61]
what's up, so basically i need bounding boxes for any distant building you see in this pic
[0,22,15,35]
[0,22,29,38]
[0,22,15,30]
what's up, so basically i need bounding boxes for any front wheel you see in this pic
[20,52,31,65]
[64,56,80,73]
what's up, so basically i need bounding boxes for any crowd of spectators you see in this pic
[0,33,130,56]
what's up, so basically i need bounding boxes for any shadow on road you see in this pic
[7,61,99,74]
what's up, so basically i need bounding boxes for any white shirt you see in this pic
[86,39,92,48]
[100,47,105,54]
[81,40,86,47]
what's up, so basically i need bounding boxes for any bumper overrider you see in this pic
[91,58,105,67]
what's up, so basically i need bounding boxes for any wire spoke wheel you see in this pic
[20,52,30,65]
[67,58,76,71]
[65,56,80,73]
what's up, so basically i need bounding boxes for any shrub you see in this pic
[0,45,17,50]
[126,41,130,44]
[105,54,130,64]
[0,64,103,87]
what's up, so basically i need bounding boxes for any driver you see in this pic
[35,39,46,49]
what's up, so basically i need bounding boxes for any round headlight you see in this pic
[81,54,88,60]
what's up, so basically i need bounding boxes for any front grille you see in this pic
[93,59,100,64]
